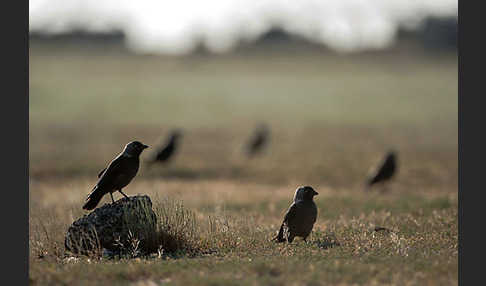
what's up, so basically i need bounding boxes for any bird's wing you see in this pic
[367,170,381,185]
[156,148,168,159]
[97,167,107,178]
[383,156,396,172]
[368,159,386,184]
[96,154,130,189]
[283,202,299,223]
[273,202,298,242]
[154,142,172,159]
[368,156,395,184]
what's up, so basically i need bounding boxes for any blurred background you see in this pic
[29,0,457,196]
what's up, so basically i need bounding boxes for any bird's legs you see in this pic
[287,234,295,243]
[110,192,115,203]
[119,189,129,199]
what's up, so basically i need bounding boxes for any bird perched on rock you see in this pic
[366,150,398,190]
[83,141,149,210]
[147,129,182,165]
[245,123,270,157]
[274,186,318,243]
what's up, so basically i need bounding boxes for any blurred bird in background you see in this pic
[147,129,183,166]
[365,150,398,191]
[245,123,270,157]
[274,186,318,243]
[83,141,149,210]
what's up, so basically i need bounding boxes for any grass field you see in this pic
[29,43,457,285]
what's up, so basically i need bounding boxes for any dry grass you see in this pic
[29,177,457,285]
[29,44,457,285]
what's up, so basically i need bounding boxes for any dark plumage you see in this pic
[83,141,149,210]
[245,124,270,157]
[366,151,398,188]
[148,130,182,165]
[274,186,318,243]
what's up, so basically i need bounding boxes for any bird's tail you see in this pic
[363,176,376,191]
[272,223,286,243]
[82,186,104,210]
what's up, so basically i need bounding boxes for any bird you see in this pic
[82,141,149,210]
[274,186,318,243]
[147,129,182,165]
[366,150,398,190]
[245,123,270,157]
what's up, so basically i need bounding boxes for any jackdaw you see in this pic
[83,141,149,210]
[274,186,318,243]
[147,129,182,165]
[245,123,270,157]
[366,150,398,189]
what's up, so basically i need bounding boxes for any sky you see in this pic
[29,0,457,55]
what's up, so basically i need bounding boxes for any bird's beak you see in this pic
[313,190,319,196]
[143,144,149,149]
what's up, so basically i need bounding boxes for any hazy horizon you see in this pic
[30,0,457,55]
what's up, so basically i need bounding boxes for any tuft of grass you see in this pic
[29,207,69,261]
[150,196,205,257]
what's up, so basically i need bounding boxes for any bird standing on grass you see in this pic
[245,123,270,157]
[83,141,149,210]
[147,129,182,165]
[274,186,318,243]
[366,150,398,190]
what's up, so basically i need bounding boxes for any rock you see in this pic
[65,195,157,256]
